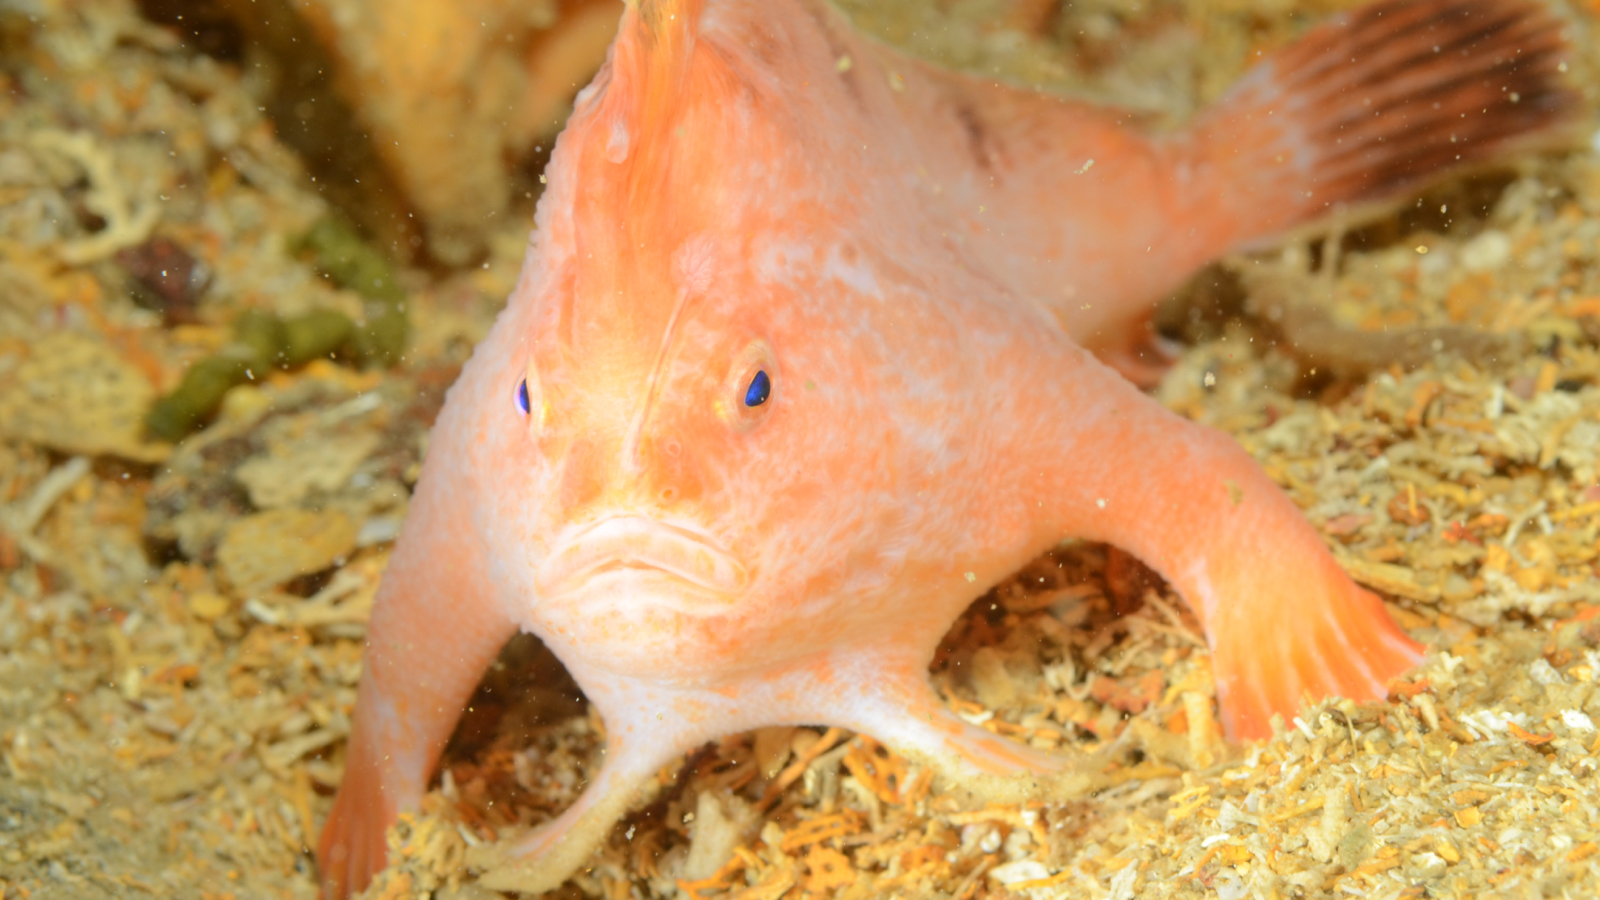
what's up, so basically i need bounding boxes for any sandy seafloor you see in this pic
[5,0,1600,898]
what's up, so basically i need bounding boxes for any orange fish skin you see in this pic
[319,0,1578,895]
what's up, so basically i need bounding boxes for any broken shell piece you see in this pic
[235,431,381,510]
[216,508,358,597]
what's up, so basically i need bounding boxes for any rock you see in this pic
[681,789,759,881]
[187,591,232,621]
[1460,230,1512,273]
[0,331,170,462]
[970,646,1020,709]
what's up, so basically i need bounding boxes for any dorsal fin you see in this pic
[555,0,724,433]
[606,1,713,466]
[617,0,707,152]
[566,0,713,283]
[627,0,705,65]
[574,0,714,293]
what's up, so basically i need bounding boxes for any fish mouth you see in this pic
[537,516,750,600]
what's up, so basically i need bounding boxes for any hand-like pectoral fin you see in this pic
[1023,358,1423,741]
[318,474,518,899]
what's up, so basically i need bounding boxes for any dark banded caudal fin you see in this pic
[1181,0,1585,246]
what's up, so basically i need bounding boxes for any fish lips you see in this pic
[535,516,751,611]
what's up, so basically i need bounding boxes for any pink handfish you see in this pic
[320,0,1578,893]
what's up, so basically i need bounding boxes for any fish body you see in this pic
[320,0,1578,894]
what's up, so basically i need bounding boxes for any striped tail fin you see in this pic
[1182,0,1584,247]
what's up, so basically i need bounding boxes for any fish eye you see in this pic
[514,378,531,416]
[721,341,776,432]
[513,366,547,434]
[743,370,771,407]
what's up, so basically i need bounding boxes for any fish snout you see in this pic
[536,516,750,607]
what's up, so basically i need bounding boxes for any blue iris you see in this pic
[515,379,530,415]
[744,370,771,407]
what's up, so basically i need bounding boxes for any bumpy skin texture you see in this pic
[319,0,1579,895]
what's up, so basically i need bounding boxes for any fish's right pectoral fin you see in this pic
[318,735,398,900]
[315,461,520,899]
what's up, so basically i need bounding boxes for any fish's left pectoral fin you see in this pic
[1205,568,1426,742]
[1022,373,1427,744]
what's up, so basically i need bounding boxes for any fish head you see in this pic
[492,0,982,679]
[513,234,917,678]
[517,234,780,611]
